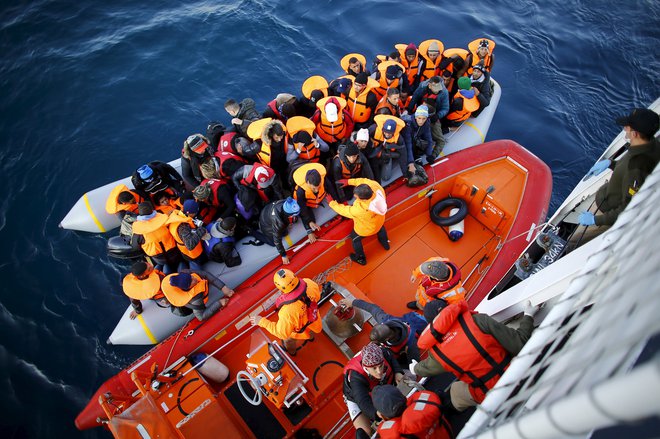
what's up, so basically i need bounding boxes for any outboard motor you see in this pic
[107,235,143,259]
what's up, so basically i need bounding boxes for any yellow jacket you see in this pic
[259,279,322,340]
[329,178,387,237]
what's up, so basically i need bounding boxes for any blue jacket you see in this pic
[404,116,434,158]
[407,79,450,121]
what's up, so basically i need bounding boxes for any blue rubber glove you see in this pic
[586,159,611,178]
[578,211,596,226]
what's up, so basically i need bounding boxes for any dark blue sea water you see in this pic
[0,1,658,437]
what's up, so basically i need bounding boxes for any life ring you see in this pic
[430,197,468,227]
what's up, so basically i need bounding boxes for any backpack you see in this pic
[406,163,428,187]
[206,122,226,151]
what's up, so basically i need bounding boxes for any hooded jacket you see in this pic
[329,178,387,236]
[233,98,261,137]
[258,200,293,257]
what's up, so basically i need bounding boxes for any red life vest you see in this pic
[218,132,237,153]
[214,151,247,179]
[274,280,319,333]
[266,99,283,120]
[376,390,453,439]
[418,261,464,303]
[418,301,512,402]
[385,322,411,355]
[343,352,395,391]
[200,178,226,205]
[240,165,273,202]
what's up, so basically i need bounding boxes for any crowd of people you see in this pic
[103,37,497,321]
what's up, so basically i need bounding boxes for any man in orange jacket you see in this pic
[407,257,465,310]
[328,178,389,265]
[249,269,322,355]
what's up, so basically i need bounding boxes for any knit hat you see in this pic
[385,65,401,80]
[472,63,486,73]
[183,199,199,215]
[356,128,369,142]
[193,184,211,200]
[458,76,472,90]
[420,260,449,280]
[361,342,384,367]
[479,39,490,49]
[405,42,417,56]
[423,299,448,322]
[137,165,153,181]
[415,105,429,118]
[428,41,440,53]
[372,385,407,419]
[169,273,192,290]
[131,261,148,277]
[616,108,660,139]
[292,131,312,145]
[310,89,325,103]
[383,119,397,134]
[325,102,338,123]
[344,143,359,157]
[354,72,368,85]
[282,197,301,216]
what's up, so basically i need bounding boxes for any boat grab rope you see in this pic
[312,257,352,286]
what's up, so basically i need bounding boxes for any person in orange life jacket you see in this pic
[106,184,143,220]
[348,72,379,131]
[131,202,181,274]
[371,384,453,439]
[331,142,374,202]
[469,63,492,118]
[373,63,409,102]
[165,200,208,271]
[131,162,184,205]
[253,197,301,265]
[299,75,329,118]
[368,116,416,181]
[203,216,241,267]
[350,128,383,184]
[262,93,298,122]
[418,39,444,81]
[410,299,538,411]
[249,269,322,355]
[181,134,213,190]
[231,163,283,213]
[467,38,495,73]
[443,77,480,131]
[286,130,330,169]
[398,43,423,93]
[341,53,371,77]
[438,51,469,81]
[329,178,389,265]
[311,96,355,149]
[403,105,437,164]
[442,70,458,101]
[375,87,403,118]
[407,75,450,151]
[343,342,405,434]
[224,98,261,138]
[161,271,234,322]
[292,164,338,243]
[328,76,353,100]
[407,257,465,311]
[122,261,170,320]
[337,297,427,363]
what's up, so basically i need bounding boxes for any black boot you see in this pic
[350,253,367,266]
[406,301,419,310]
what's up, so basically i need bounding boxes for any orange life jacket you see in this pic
[154,197,181,215]
[315,96,351,144]
[374,61,405,100]
[301,75,329,100]
[347,77,379,124]
[446,90,480,123]
[132,212,177,257]
[287,116,320,163]
[441,48,470,76]
[396,44,422,86]
[418,301,512,403]
[343,352,395,391]
[293,163,326,209]
[106,184,142,215]
[372,114,406,151]
[161,273,209,307]
[418,39,445,81]
[467,38,496,73]
[166,210,204,260]
[376,390,453,439]
[122,269,166,301]
[414,258,465,308]
[274,279,319,334]
[336,152,363,179]
[340,53,367,76]
[375,95,401,118]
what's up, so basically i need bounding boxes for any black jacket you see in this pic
[258,200,291,257]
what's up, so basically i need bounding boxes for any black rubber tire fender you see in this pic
[430,197,468,227]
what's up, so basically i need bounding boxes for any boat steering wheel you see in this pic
[236,370,263,406]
